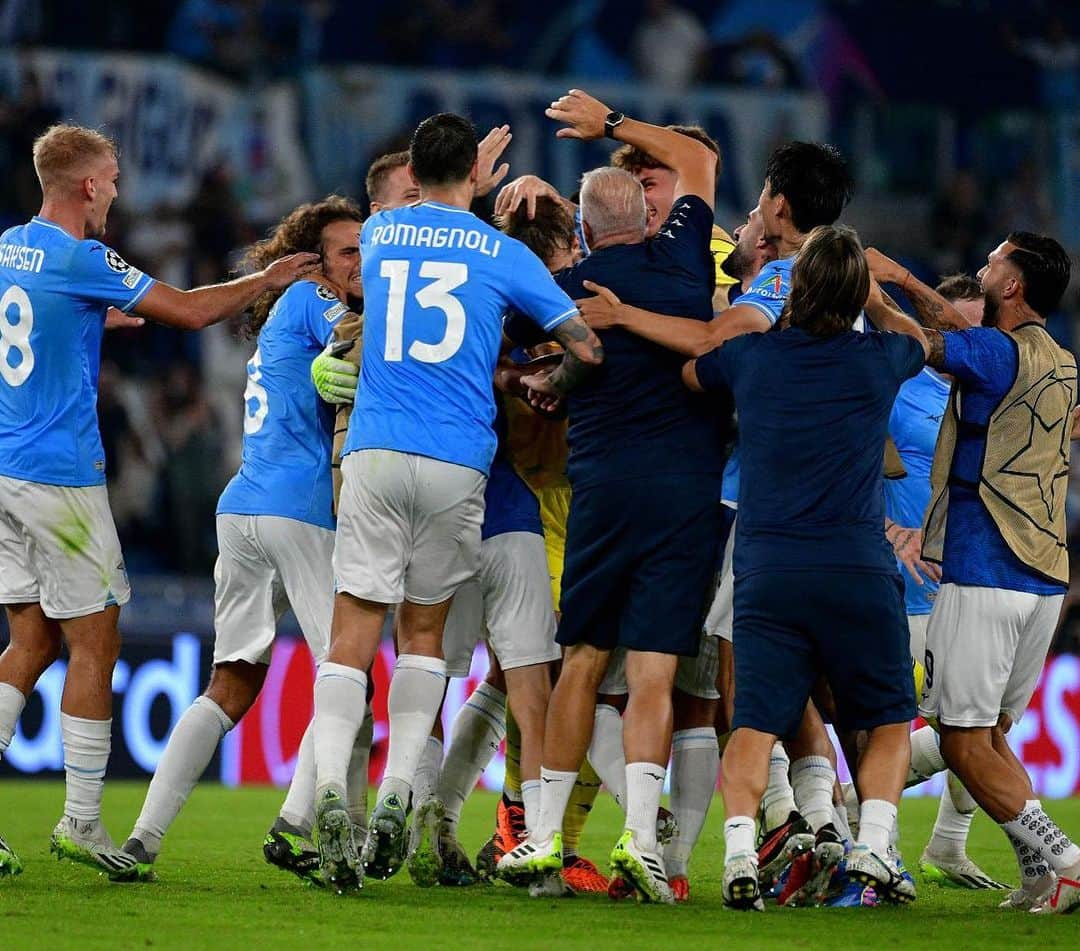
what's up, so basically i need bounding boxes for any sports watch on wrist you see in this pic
[604,111,625,139]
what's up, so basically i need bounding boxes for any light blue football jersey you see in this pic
[217,280,347,531]
[0,217,155,486]
[884,367,950,614]
[344,201,578,475]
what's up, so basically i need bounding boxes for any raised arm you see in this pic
[865,248,970,331]
[545,89,716,208]
[864,276,931,360]
[133,253,320,331]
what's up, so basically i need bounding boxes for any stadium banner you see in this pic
[0,49,314,215]
[301,66,828,221]
[3,631,1079,798]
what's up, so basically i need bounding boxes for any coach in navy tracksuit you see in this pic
[685,225,930,908]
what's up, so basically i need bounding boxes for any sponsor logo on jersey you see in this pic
[122,267,144,289]
[105,249,131,273]
[751,269,786,300]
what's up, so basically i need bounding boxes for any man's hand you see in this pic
[475,124,512,198]
[576,280,623,330]
[261,252,322,292]
[545,88,611,141]
[311,341,358,404]
[105,307,145,330]
[520,366,565,414]
[494,175,562,219]
[887,525,943,585]
[865,247,907,287]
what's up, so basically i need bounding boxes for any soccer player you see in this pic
[868,233,1080,915]
[877,268,1005,890]
[688,225,928,909]
[0,124,316,878]
[366,151,421,212]
[112,197,365,883]
[577,142,857,894]
[498,90,723,905]
[308,112,600,894]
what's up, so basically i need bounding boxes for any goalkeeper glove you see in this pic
[311,342,358,404]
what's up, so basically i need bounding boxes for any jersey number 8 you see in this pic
[380,260,467,364]
[0,285,35,387]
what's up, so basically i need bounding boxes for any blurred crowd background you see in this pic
[2,0,1080,649]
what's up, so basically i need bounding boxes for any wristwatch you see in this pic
[604,111,625,139]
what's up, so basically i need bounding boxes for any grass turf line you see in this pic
[1,781,1078,949]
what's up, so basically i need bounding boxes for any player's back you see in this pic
[554,195,725,489]
[347,201,575,475]
[0,217,154,487]
[218,280,345,530]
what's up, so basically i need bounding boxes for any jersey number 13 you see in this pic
[380,260,467,364]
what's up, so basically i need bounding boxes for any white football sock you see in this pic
[761,742,796,831]
[62,713,114,825]
[279,721,316,835]
[856,798,897,855]
[375,654,447,806]
[347,706,374,824]
[1005,828,1051,886]
[533,767,577,842]
[664,728,719,877]
[907,725,946,786]
[723,815,756,863]
[1002,800,1080,874]
[313,662,368,799]
[412,735,443,809]
[522,779,541,834]
[625,761,666,852]
[790,755,836,833]
[841,781,860,838]
[832,802,853,845]
[131,697,233,853]
[927,772,975,854]
[438,681,506,830]
[588,703,626,810]
[0,682,26,756]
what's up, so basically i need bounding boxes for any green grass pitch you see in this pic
[1,781,1078,949]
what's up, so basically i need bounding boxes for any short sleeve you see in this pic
[694,336,750,392]
[504,241,579,333]
[737,261,788,326]
[881,332,926,383]
[650,195,714,269]
[70,242,155,312]
[940,327,1017,389]
[302,282,349,347]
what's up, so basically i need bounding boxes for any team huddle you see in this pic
[0,85,1078,916]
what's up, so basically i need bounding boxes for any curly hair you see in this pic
[495,196,576,268]
[242,195,363,336]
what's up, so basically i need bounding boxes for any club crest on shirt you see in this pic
[105,249,131,273]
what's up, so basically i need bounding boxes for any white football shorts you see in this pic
[703,515,736,643]
[443,531,559,678]
[334,449,485,605]
[598,631,720,701]
[0,475,130,619]
[919,582,1064,728]
[213,514,334,665]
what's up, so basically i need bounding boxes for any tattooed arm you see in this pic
[865,275,931,359]
[865,248,969,331]
[924,328,946,369]
[520,315,603,397]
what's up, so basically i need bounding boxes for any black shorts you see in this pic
[731,569,915,738]
[556,474,723,656]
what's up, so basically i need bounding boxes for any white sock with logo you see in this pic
[927,772,975,855]
[438,682,506,831]
[723,816,757,864]
[761,742,797,831]
[856,798,897,855]
[533,767,577,842]
[625,761,667,852]
[1002,800,1080,874]
[131,697,233,855]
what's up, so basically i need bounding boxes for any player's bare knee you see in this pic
[205,661,266,722]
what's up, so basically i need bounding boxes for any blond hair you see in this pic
[32,124,117,195]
